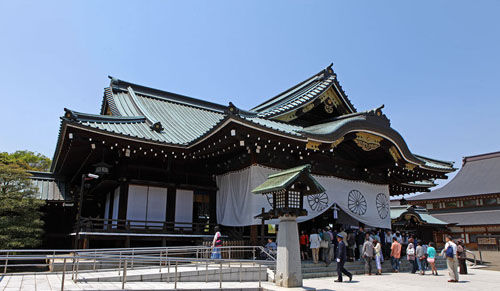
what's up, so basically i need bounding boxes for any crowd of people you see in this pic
[211,226,469,284]
[297,227,468,283]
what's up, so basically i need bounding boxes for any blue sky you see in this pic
[1,0,499,188]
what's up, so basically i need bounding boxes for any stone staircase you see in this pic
[269,257,448,280]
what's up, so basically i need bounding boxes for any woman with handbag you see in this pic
[416,241,425,275]
[321,228,332,266]
[406,238,417,274]
[309,228,321,264]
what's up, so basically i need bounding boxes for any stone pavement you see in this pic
[470,250,500,271]
[1,268,498,290]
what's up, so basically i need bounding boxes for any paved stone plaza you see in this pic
[0,267,498,290]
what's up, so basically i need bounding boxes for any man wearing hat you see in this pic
[334,233,353,282]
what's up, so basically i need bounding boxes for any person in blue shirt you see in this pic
[265,238,277,251]
[427,242,438,276]
[334,234,353,282]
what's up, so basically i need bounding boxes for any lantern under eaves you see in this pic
[252,164,325,219]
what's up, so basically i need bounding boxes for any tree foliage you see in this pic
[0,152,46,249]
[0,150,51,172]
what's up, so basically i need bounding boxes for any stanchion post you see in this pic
[118,251,122,275]
[93,250,97,270]
[167,260,171,283]
[71,253,76,281]
[131,249,135,269]
[121,259,127,290]
[3,251,9,275]
[196,249,199,271]
[205,260,208,283]
[259,263,262,288]
[174,261,178,289]
[219,260,222,289]
[61,257,67,291]
[74,256,80,282]
[159,251,163,272]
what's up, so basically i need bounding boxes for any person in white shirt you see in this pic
[440,235,459,282]
[309,228,322,264]
[395,231,403,244]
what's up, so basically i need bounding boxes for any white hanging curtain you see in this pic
[216,165,391,229]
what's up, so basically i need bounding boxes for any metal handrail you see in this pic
[0,245,274,290]
[0,245,272,254]
[465,249,478,266]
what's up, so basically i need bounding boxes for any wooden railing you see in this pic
[77,217,216,235]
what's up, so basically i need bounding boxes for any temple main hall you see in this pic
[34,64,455,248]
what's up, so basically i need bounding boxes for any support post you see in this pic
[61,258,67,291]
[260,208,266,246]
[174,261,178,289]
[74,174,86,249]
[121,259,127,290]
[3,251,8,275]
[219,260,222,289]
[275,215,302,287]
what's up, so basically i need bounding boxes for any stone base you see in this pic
[263,281,316,291]
[275,215,302,287]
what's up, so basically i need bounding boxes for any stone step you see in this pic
[301,265,447,279]
[301,262,447,272]
[267,257,447,281]
[300,257,447,267]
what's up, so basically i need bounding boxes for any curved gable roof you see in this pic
[250,64,356,119]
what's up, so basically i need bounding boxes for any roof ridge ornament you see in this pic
[325,63,337,78]
[63,108,77,120]
[226,102,240,115]
[151,121,164,133]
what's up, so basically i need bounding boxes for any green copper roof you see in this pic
[251,64,356,117]
[29,171,67,201]
[390,205,448,225]
[56,68,455,182]
[252,164,325,195]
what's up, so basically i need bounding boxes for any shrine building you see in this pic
[34,64,456,248]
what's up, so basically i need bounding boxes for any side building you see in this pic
[408,151,500,249]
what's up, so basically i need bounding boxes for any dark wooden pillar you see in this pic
[209,190,217,231]
[117,183,129,222]
[260,208,266,245]
[108,192,114,228]
[250,225,258,245]
[166,187,176,229]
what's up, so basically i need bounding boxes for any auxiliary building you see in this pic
[408,151,500,249]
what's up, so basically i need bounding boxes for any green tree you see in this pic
[0,158,45,249]
[0,150,51,172]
